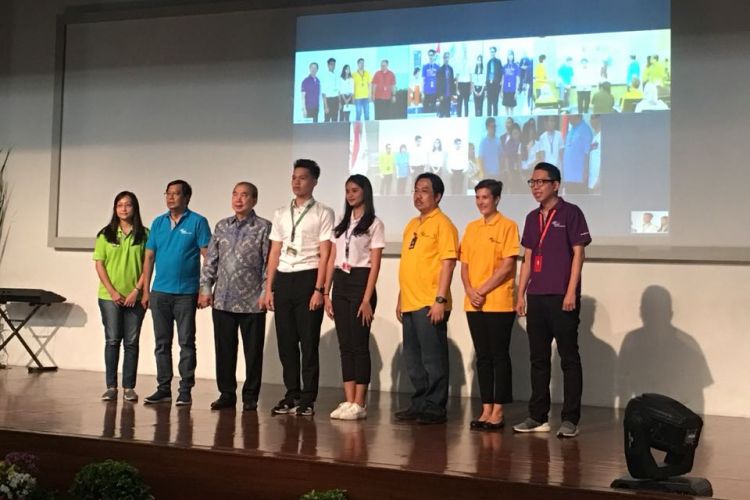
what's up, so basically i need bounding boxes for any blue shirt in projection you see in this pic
[147,209,212,294]
[478,135,502,177]
[503,62,520,93]
[563,120,593,184]
[395,151,410,178]
[422,62,439,95]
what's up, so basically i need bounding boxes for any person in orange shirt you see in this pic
[459,179,519,430]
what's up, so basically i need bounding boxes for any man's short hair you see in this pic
[382,59,389,65]
[415,172,445,200]
[309,62,318,69]
[166,179,192,201]
[235,181,258,199]
[485,117,496,128]
[357,58,364,64]
[327,57,336,64]
[534,162,561,183]
[600,81,611,92]
[474,179,503,198]
[415,135,422,141]
[428,49,436,56]
[293,159,321,180]
[539,54,546,62]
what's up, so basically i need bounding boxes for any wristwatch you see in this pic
[435,296,447,304]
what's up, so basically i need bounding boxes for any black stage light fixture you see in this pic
[611,393,713,496]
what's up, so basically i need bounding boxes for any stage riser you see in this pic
[0,430,674,500]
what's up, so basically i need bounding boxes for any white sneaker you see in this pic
[330,401,353,419]
[339,403,367,420]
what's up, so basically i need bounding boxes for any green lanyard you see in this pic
[290,199,315,243]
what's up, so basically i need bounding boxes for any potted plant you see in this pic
[69,460,152,500]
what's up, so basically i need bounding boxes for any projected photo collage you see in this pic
[293,29,671,124]
[349,114,603,197]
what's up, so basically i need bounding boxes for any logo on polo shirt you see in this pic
[179,228,193,235]
[552,221,566,228]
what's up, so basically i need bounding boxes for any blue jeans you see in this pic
[150,292,198,394]
[402,307,450,417]
[355,98,370,121]
[98,299,146,389]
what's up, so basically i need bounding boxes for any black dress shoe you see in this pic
[481,419,505,431]
[394,408,420,421]
[210,398,236,410]
[417,413,447,425]
[243,401,258,412]
[470,419,485,429]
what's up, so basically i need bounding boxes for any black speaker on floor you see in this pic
[611,393,713,496]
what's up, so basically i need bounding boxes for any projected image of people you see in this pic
[631,211,669,234]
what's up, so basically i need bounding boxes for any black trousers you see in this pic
[273,269,324,405]
[576,90,591,113]
[473,86,484,117]
[332,268,376,384]
[305,106,319,123]
[438,95,452,117]
[526,294,582,424]
[212,308,265,403]
[467,311,515,404]
[486,82,501,116]
[423,93,437,113]
[325,97,340,122]
[457,82,471,117]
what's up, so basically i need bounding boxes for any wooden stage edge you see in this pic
[0,369,745,499]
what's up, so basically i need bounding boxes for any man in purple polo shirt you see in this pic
[513,162,591,438]
[301,62,321,123]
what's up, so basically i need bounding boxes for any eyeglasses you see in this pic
[527,179,555,187]
[408,232,417,250]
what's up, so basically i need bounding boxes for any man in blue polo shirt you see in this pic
[421,49,440,114]
[514,162,591,438]
[561,114,593,194]
[478,117,502,178]
[141,179,212,406]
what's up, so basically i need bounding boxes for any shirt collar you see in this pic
[537,197,564,212]
[231,210,256,226]
[292,197,316,210]
[419,207,441,222]
[483,212,502,226]
[165,208,191,220]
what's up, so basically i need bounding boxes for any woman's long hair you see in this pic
[333,175,376,238]
[98,191,147,245]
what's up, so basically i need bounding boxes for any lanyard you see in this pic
[290,200,314,243]
[344,224,356,261]
[537,208,557,254]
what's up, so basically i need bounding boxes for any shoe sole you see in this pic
[144,398,172,404]
[513,423,551,433]
[124,397,138,402]
[557,430,579,438]
[175,401,192,406]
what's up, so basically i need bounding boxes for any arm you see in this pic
[427,258,456,324]
[198,235,219,309]
[95,261,124,306]
[396,291,402,323]
[323,243,336,318]
[357,247,383,326]
[264,240,282,311]
[140,249,155,309]
[515,248,532,316]
[476,255,515,299]
[460,262,483,309]
[309,240,331,311]
[562,245,585,311]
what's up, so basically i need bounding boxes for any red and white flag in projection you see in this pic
[349,120,369,175]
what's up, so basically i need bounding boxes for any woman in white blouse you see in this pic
[324,174,385,420]
[339,64,354,122]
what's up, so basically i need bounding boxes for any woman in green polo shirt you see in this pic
[93,191,149,402]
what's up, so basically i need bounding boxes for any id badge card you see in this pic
[533,255,543,273]
[286,242,299,257]
[341,262,352,274]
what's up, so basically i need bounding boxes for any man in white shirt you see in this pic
[446,138,469,195]
[264,159,335,416]
[322,58,340,123]
[409,135,428,174]
[538,116,563,166]
[640,213,659,233]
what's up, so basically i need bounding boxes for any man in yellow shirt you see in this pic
[378,143,395,196]
[352,58,372,121]
[396,172,459,424]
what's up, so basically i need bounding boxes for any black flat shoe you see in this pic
[481,419,505,431]
[470,419,485,429]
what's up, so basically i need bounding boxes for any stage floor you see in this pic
[0,368,745,499]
